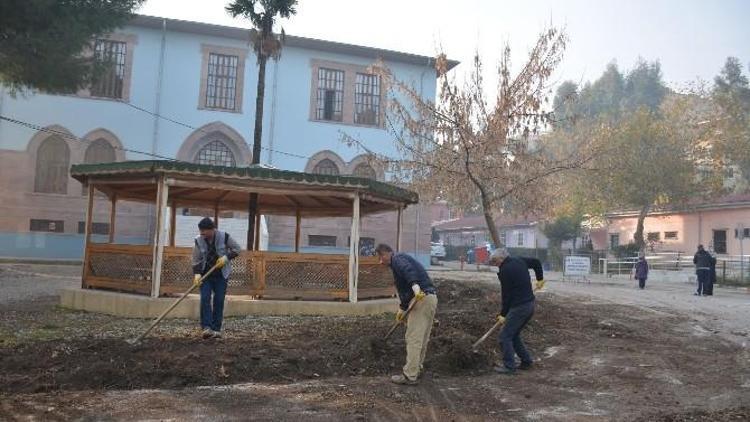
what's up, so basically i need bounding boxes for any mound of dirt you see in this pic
[0,279,658,393]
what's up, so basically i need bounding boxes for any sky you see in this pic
[138,0,750,93]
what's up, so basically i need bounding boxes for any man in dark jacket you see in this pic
[376,243,437,385]
[489,247,544,374]
[693,245,712,296]
[191,217,241,339]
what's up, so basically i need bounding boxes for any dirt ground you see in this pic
[1,265,749,421]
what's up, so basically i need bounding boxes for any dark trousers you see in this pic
[638,278,646,289]
[498,300,535,369]
[200,272,227,331]
[696,269,710,295]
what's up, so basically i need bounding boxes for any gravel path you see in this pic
[0,264,80,307]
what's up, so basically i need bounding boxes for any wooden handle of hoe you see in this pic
[384,297,419,340]
[471,283,545,350]
[130,263,221,344]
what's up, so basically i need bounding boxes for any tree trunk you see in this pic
[633,204,650,252]
[479,192,501,247]
[247,51,268,250]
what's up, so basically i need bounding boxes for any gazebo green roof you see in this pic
[71,160,418,216]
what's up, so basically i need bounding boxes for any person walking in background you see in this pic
[693,244,712,296]
[633,253,649,289]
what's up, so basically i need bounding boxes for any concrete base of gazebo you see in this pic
[60,288,398,319]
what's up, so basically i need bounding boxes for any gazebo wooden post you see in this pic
[169,200,177,247]
[108,194,117,244]
[348,193,361,303]
[151,176,169,298]
[294,209,301,253]
[396,206,403,252]
[253,212,261,250]
[81,182,95,288]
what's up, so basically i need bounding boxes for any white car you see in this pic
[431,242,446,260]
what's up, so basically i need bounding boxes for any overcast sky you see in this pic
[138,0,750,92]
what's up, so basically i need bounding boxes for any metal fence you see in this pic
[599,251,750,285]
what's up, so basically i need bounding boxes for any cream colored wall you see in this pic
[599,207,750,255]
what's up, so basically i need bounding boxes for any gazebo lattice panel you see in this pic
[84,244,152,294]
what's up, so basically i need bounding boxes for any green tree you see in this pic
[712,57,750,182]
[591,107,704,250]
[0,0,143,94]
[226,0,297,249]
[623,59,667,112]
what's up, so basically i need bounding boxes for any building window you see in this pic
[90,39,127,99]
[30,219,64,233]
[316,68,344,121]
[500,231,507,246]
[83,139,117,195]
[517,232,524,247]
[609,233,620,249]
[205,53,239,111]
[78,222,110,235]
[354,73,380,125]
[196,140,236,167]
[352,163,376,179]
[34,136,70,194]
[664,231,678,241]
[713,230,727,254]
[312,158,340,176]
[647,232,661,242]
[309,235,337,247]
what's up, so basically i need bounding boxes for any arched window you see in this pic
[352,163,377,180]
[34,136,70,194]
[85,139,116,164]
[195,140,236,167]
[313,158,340,176]
[83,139,117,195]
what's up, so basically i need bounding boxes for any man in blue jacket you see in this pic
[376,243,438,385]
[489,247,544,374]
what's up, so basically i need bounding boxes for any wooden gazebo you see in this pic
[71,160,418,302]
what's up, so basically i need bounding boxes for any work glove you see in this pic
[216,256,228,269]
[412,284,426,301]
[535,279,546,290]
[396,310,405,322]
[496,314,506,324]
[193,274,202,287]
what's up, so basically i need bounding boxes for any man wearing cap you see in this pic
[375,243,438,385]
[192,217,241,339]
[488,247,544,374]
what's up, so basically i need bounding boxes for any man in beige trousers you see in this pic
[376,244,438,385]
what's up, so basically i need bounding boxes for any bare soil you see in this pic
[1,274,748,421]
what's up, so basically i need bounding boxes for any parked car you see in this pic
[431,242,446,263]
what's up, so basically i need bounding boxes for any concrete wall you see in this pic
[594,206,750,256]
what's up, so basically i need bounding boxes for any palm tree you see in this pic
[226,0,297,249]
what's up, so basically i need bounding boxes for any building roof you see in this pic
[131,15,460,71]
[71,160,418,216]
[432,215,539,232]
[605,193,750,218]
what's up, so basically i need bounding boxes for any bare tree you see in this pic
[348,28,597,246]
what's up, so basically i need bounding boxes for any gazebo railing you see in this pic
[83,244,395,301]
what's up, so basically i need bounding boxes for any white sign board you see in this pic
[564,256,591,276]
